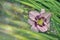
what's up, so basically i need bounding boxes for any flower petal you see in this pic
[47,23,50,29]
[37,25,48,32]
[44,13,51,23]
[28,19,34,25]
[29,11,39,20]
[31,25,39,32]
[40,9,45,15]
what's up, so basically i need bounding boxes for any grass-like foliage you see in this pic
[0,0,60,40]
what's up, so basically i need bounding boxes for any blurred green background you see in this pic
[0,0,60,40]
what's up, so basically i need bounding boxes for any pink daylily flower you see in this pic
[28,9,51,32]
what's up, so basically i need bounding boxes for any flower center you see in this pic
[37,19,44,26]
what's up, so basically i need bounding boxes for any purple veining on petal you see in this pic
[41,17,44,19]
[35,15,40,20]
[34,22,37,27]
[44,19,47,22]
[42,23,45,26]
